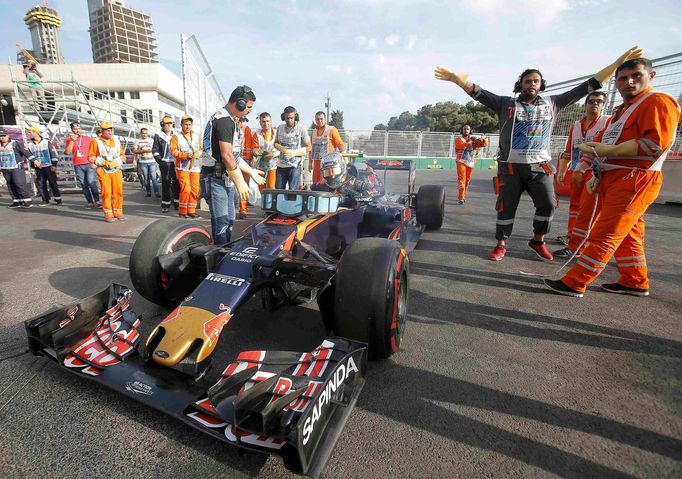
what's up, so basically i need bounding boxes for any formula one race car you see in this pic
[25,160,444,478]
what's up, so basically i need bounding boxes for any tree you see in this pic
[386,111,417,131]
[329,109,344,130]
[378,101,498,133]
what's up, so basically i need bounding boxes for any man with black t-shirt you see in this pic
[203,85,265,244]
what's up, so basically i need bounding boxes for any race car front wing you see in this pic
[24,283,367,478]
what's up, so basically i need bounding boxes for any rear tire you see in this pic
[416,185,445,230]
[333,238,408,359]
[129,219,211,305]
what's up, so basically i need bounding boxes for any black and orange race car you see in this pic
[24,160,445,478]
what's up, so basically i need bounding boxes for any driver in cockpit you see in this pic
[311,152,371,206]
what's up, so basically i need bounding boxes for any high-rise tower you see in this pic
[88,0,158,63]
[23,3,65,64]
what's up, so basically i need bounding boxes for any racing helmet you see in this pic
[320,152,347,189]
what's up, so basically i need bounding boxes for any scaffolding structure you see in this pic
[9,68,162,186]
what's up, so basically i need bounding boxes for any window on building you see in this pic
[116,91,125,99]
[134,109,152,123]
[130,91,140,100]
[120,110,128,124]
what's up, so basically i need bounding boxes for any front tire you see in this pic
[416,185,445,230]
[333,238,408,359]
[129,219,211,305]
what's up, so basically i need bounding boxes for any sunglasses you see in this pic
[587,99,605,105]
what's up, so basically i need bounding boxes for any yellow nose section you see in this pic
[148,305,232,367]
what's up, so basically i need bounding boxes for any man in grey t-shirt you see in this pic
[274,106,311,190]
[435,46,642,262]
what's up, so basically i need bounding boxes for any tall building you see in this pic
[88,0,158,64]
[23,5,65,64]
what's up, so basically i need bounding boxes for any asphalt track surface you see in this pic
[0,169,680,479]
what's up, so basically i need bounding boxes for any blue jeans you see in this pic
[209,176,237,245]
[138,162,159,194]
[74,164,100,203]
[275,165,301,190]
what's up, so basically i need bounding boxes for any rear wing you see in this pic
[364,159,416,195]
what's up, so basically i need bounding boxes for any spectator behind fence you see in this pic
[65,121,100,208]
[435,46,643,262]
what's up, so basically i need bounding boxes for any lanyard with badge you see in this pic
[75,135,84,158]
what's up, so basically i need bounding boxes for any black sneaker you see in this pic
[7,203,21,209]
[21,202,33,208]
[162,207,169,214]
[38,201,50,207]
[544,279,583,298]
[553,247,577,258]
[145,192,152,197]
[601,283,649,297]
[556,235,569,245]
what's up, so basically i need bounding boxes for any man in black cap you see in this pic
[0,128,34,208]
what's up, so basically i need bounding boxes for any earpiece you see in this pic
[281,106,299,122]
[513,69,546,93]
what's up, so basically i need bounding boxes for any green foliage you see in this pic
[375,101,499,133]
[329,109,344,130]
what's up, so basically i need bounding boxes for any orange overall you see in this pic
[310,125,345,184]
[454,136,487,201]
[240,125,253,214]
[88,137,125,219]
[170,131,202,216]
[561,88,680,293]
[560,115,610,241]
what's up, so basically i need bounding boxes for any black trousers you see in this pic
[36,166,61,202]
[158,161,179,208]
[495,162,555,241]
[2,168,31,202]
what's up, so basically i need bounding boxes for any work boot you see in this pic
[238,212,247,220]
[488,244,506,261]
[7,203,21,209]
[457,199,465,205]
[105,217,116,223]
[39,201,50,206]
[601,283,649,297]
[528,239,553,261]
[21,201,33,208]
[145,192,152,197]
[85,203,95,209]
[544,279,583,298]
[162,207,169,213]
[117,216,127,221]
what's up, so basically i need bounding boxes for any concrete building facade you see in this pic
[88,0,158,64]
[23,5,65,64]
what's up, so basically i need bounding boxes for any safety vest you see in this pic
[311,125,332,161]
[156,130,175,162]
[28,138,52,166]
[276,124,305,169]
[569,115,610,171]
[255,128,277,171]
[0,141,19,169]
[135,138,154,162]
[173,131,202,172]
[95,137,123,174]
[599,91,679,172]
[507,96,553,164]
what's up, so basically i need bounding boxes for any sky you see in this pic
[2,0,681,130]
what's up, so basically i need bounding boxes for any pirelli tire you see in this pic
[416,185,445,230]
[129,219,211,305]
[333,238,408,359]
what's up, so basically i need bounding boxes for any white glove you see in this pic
[227,167,250,201]
[239,160,266,186]
[283,147,307,159]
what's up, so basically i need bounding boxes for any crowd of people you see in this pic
[3,45,680,299]
[436,46,680,298]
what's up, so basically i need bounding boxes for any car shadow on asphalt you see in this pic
[410,260,548,291]
[359,360,682,477]
[34,229,136,256]
[408,289,682,359]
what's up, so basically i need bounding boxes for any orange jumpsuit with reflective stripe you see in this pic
[170,131,202,216]
[562,88,680,292]
[560,115,609,242]
[88,137,125,219]
[454,136,487,201]
[239,125,254,214]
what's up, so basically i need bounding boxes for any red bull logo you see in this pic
[204,308,232,346]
